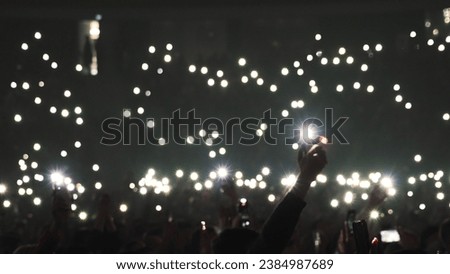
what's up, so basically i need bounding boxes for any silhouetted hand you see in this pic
[367,185,388,210]
[291,139,327,200]
[298,142,327,183]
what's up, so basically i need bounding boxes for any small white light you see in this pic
[158,138,166,145]
[164,54,171,63]
[216,70,224,78]
[443,113,450,120]
[194,182,202,191]
[92,164,99,172]
[293,61,300,68]
[74,141,81,148]
[190,172,199,181]
[405,102,412,109]
[270,84,277,92]
[330,199,339,208]
[139,187,147,195]
[209,171,217,180]
[427,39,434,46]
[0,184,6,194]
[410,31,416,38]
[315,34,322,41]
[367,85,374,93]
[438,44,445,52]
[250,70,258,78]
[219,147,226,155]
[209,151,216,158]
[297,68,304,76]
[395,95,403,102]
[148,46,156,53]
[338,47,346,55]
[21,43,28,50]
[419,174,427,181]
[363,44,370,51]
[75,64,83,71]
[33,197,41,206]
[414,154,421,162]
[407,191,413,197]
[74,106,82,115]
[3,200,11,208]
[361,64,368,71]
[18,188,26,195]
[281,67,289,76]
[346,56,354,64]
[234,171,243,179]
[370,210,380,219]
[51,62,58,69]
[166,43,173,51]
[320,58,328,65]
[22,82,30,90]
[332,57,340,65]
[281,110,289,117]
[79,211,88,220]
[201,67,208,74]
[95,182,102,189]
[419,203,426,210]
[307,55,313,61]
[375,44,383,51]
[34,97,42,104]
[14,114,22,122]
[42,53,49,61]
[33,143,41,151]
[137,107,144,115]
[157,68,163,74]
[241,76,249,83]
[217,167,228,178]
[155,205,162,211]
[344,191,354,204]
[75,117,84,125]
[119,204,128,212]
[221,80,229,88]
[268,194,276,202]
[188,65,196,73]
[353,82,361,89]
[61,109,69,118]
[175,169,184,178]
[437,192,445,200]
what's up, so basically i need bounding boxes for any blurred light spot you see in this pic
[330,199,339,208]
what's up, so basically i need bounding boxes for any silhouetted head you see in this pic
[439,218,450,251]
[212,228,259,254]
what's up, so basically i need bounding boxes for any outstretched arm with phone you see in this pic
[248,140,327,253]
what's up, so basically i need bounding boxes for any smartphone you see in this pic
[352,220,370,253]
[238,198,250,228]
[380,229,400,243]
[346,210,356,235]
